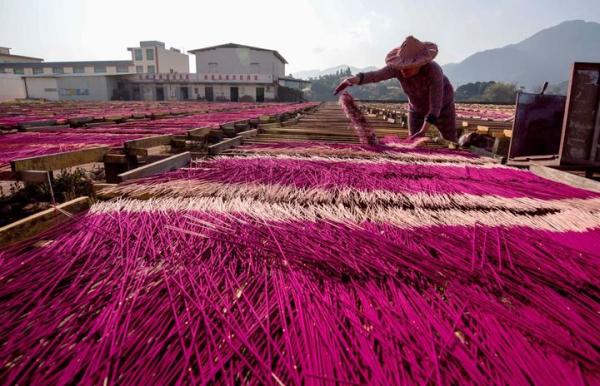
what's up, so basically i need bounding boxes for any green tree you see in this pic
[454,81,496,101]
[481,82,518,103]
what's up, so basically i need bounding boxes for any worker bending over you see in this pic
[335,36,457,142]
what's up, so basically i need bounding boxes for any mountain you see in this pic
[442,20,600,88]
[291,65,378,80]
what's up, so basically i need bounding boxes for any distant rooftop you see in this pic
[188,43,288,64]
[0,60,132,69]
[140,41,165,48]
[0,47,44,62]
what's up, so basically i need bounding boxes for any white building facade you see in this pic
[128,41,189,74]
[0,61,135,76]
[0,42,307,102]
[186,43,287,102]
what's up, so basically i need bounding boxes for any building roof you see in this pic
[0,60,133,69]
[188,43,288,64]
[140,41,165,48]
[0,53,44,61]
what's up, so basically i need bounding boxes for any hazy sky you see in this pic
[1,0,599,74]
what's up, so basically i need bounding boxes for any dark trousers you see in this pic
[408,103,457,142]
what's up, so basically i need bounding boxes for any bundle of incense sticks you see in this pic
[1,142,599,385]
[339,92,379,146]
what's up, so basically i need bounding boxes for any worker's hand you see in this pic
[407,122,432,140]
[334,77,358,95]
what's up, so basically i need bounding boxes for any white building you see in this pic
[0,61,135,76]
[24,74,129,101]
[187,43,289,102]
[0,42,308,102]
[128,41,189,74]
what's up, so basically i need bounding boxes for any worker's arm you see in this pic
[334,66,398,95]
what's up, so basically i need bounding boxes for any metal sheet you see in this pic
[508,92,566,160]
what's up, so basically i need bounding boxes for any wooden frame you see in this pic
[508,62,600,170]
[208,136,243,155]
[0,196,90,247]
[11,146,109,173]
[117,152,191,182]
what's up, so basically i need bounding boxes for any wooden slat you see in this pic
[208,136,243,155]
[117,152,191,182]
[0,196,90,247]
[20,119,57,128]
[529,165,600,193]
[84,121,116,128]
[124,135,172,150]
[257,122,281,129]
[93,183,117,193]
[238,129,258,139]
[11,146,109,172]
[187,127,212,137]
[20,124,71,132]
[18,170,51,183]
[68,117,94,125]
[104,154,129,164]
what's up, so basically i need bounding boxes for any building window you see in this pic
[204,75,208,80]
[211,75,215,80]
[232,75,236,80]
[52,67,64,74]
[117,65,129,73]
[44,88,57,92]
[135,49,143,61]
[247,75,251,80]
[147,65,155,74]
[146,48,154,61]
[14,68,25,74]
[94,65,106,73]
[33,67,44,75]
[194,88,198,93]
[73,66,85,73]
[208,62,217,73]
[218,75,222,80]
[254,75,258,80]
[136,65,144,73]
